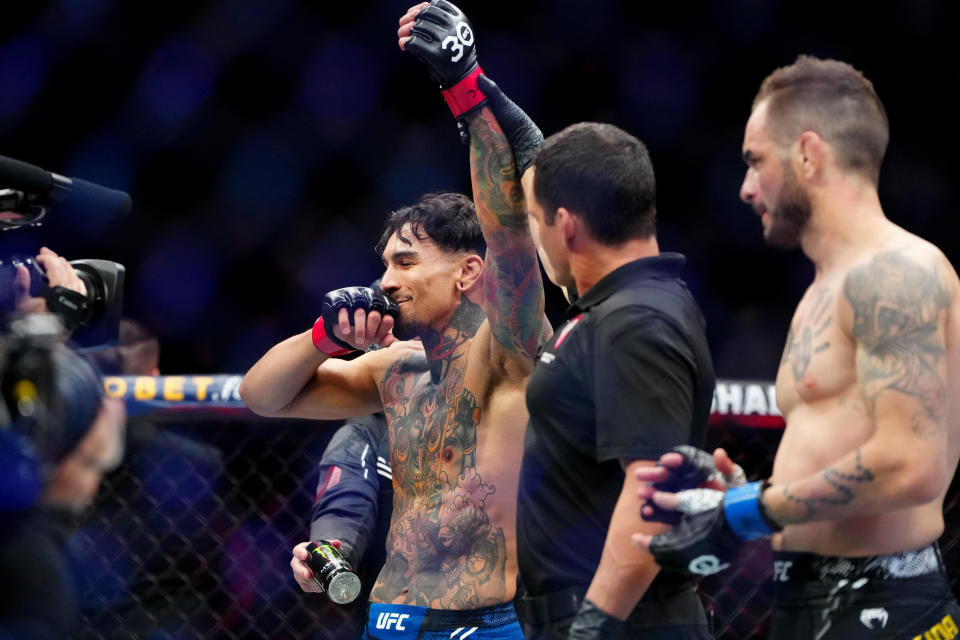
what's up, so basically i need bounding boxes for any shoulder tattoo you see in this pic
[844,250,949,436]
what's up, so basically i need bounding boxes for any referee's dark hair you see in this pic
[532,122,656,244]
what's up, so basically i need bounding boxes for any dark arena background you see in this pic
[1,1,958,638]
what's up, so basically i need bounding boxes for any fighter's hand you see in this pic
[632,481,780,577]
[13,247,86,314]
[397,2,430,51]
[636,446,745,524]
[400,0,479,87]
[292,539,343,593]
[313,287,398,356]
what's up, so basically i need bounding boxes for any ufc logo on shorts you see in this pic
[773,560,793,582]
[375,612,410,631]
[441,21,473,62]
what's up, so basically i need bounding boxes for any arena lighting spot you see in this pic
[136,232,219,332]
[379,131,461,204]
[45,0,117,41]
[619,37,701,148]
[0,35,48,123]
[298,232,381,307]
[300,38,381,133]
[218,130,304,218]
[205,0,287,51]
[136,39,218,131]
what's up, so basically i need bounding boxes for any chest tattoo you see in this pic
[373,351,507,607]
[782,285,833,380]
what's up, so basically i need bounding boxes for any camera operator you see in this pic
[0,398,124,640]
[76,318,223,639]
[1,253,127,640]
[6,247,88,316]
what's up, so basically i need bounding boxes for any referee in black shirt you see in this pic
[514,122,715,640]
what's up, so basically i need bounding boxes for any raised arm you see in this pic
[467,106,548,365]
[399,0,550,371]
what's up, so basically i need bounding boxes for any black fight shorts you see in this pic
[769,544,960,639]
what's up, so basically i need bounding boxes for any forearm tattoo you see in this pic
[781,448,875,522]
[468,109,547,361]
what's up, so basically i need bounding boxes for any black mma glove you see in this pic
[567,598,622,640]
[644,445,746,525]
[648,481,782,577]
[475,75,543,178]
[406,0,485,116]
[312,287,399,357]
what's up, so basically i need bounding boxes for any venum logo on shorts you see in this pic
[688,555,729,576]
[859,608,888,630]
[375,612,410,631]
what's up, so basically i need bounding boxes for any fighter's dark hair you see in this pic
[532,122,656,245]
[376,192,485,257]
[753,55,889,184]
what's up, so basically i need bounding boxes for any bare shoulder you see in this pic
[843,233,956,318]
[844,241,950,320]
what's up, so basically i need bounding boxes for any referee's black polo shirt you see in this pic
[517,252,715,597]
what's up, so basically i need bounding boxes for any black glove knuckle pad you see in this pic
[321,286,369,326]
[408,0,477,87]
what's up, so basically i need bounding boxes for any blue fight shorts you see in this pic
[362,602,523,640]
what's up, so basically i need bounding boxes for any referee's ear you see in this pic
[555,206,581,249]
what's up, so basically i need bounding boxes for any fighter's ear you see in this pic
[795,130,826,181]
[456,253,484,291]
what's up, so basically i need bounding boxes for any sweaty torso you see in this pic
[369,339,525,609]
[771,226,960,556]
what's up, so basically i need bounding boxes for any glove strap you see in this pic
[312,317,354,357]
[441,66,486,118]
[724,480,783,541]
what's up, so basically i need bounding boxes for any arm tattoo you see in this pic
[468,109,548,361]
[844,251,949,438]
[781,448,876,523]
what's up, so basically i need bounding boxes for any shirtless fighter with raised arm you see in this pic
[239,4,549,637]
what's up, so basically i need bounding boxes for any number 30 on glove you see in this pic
[644,481,782,577]
[404,0,487,118]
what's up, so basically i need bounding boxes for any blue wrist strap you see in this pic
[724,481,780,541]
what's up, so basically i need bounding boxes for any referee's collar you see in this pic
[565,252,687,318]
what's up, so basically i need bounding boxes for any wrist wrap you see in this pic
[724,480,782,541]
[441,66,486,118]
[312,317,354,357]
